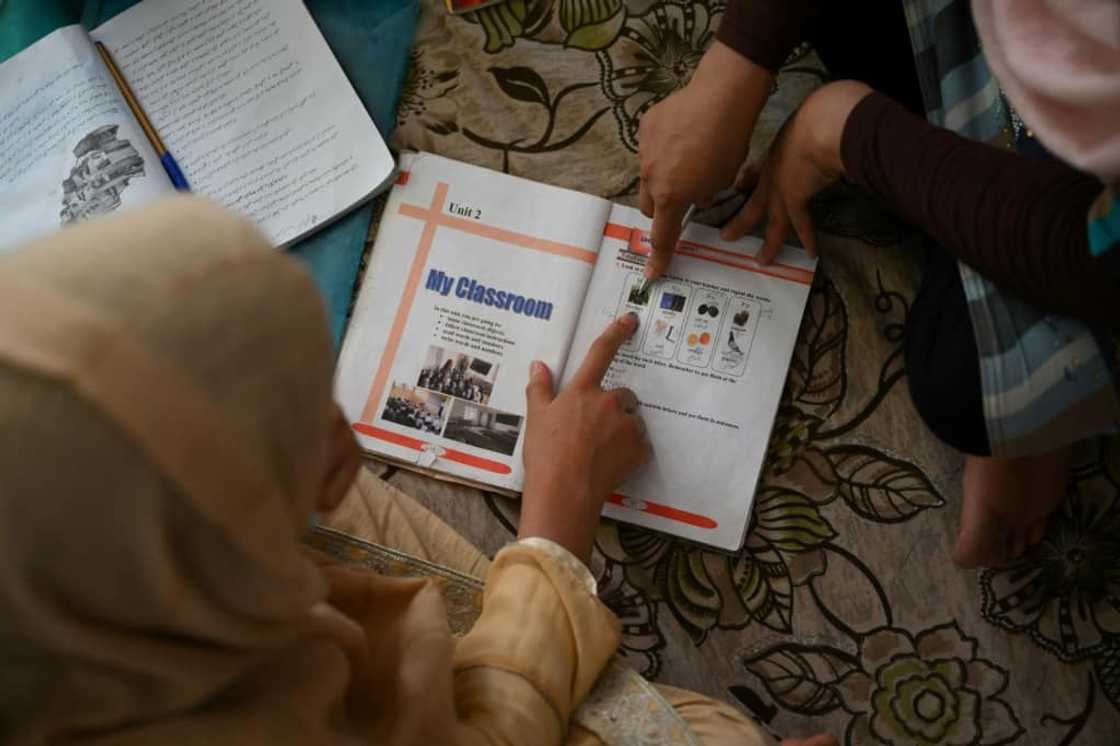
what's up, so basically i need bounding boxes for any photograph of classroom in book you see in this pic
[417,346,498,405]
[60,125,144,226]
[381,383,448,435]
[443,399,523,456]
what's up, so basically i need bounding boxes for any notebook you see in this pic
[336,153,817,551]
[0,0,395,251]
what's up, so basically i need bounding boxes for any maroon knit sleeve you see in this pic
[840,92,1120,326]
[715,0,824,73]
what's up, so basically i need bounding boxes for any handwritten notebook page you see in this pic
[0,26,176,251]
[91,0,394,246]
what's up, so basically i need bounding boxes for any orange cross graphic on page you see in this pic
[357,180,597,456]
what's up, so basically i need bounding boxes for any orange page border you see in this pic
[352,423,512,475]
[607,494,719,529]
[355,178,597,475]
[603,222,814,286]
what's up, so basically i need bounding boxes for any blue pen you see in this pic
[95,42,191,192]
[158,152,191,191]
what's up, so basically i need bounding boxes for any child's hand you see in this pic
[721,81,874,264]
[639,42,774,278]
[519,313,650,564]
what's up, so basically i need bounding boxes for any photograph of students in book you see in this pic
[417,346,498,405]
[382,383,448,435]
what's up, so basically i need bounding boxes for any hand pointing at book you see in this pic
[637,42,773,280]
[519,313,650,563]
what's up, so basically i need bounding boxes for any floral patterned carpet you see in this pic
[366,0,1120,742]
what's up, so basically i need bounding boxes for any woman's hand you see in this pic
[721,80,874,264]
[638,42,774,278]
[519,313,650,563]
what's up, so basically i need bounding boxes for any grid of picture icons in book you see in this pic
[618,272,758,377]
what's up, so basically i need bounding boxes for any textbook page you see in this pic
[562,204,816,550]
[336,153,611,491]
[91,0,394,246]
[0,26,175,251]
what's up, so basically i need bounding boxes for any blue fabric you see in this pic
[289,0,419,348]
[1,0,419,348]
[902,0,1120,455]
[0,1,83,62]
[1089,192,1119,258]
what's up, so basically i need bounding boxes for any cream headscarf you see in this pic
[0,197,347,743]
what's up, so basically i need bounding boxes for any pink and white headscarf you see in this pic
[973,0,1120,179]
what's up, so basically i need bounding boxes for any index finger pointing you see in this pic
[647,199,688,279]
[639,179,655,219]
[574,313,639,388]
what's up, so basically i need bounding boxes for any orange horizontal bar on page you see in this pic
[606,494,718,529]
[602,222,814,286]
[352,423,513,475]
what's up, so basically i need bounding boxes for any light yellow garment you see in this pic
[0,197,772,746]
[323,473,775,746]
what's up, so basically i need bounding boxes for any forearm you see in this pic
[715,0,824,73]
[841,92,1120,325]
[452,542,619,743]
[689,40,776,140]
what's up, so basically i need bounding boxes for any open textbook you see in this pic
[0,0,394,252]
[336,153,817,550]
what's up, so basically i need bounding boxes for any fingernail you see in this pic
[622,311,639,329]
[720,229,732,240]
[530,360,546,378]
[643,264,656,279]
